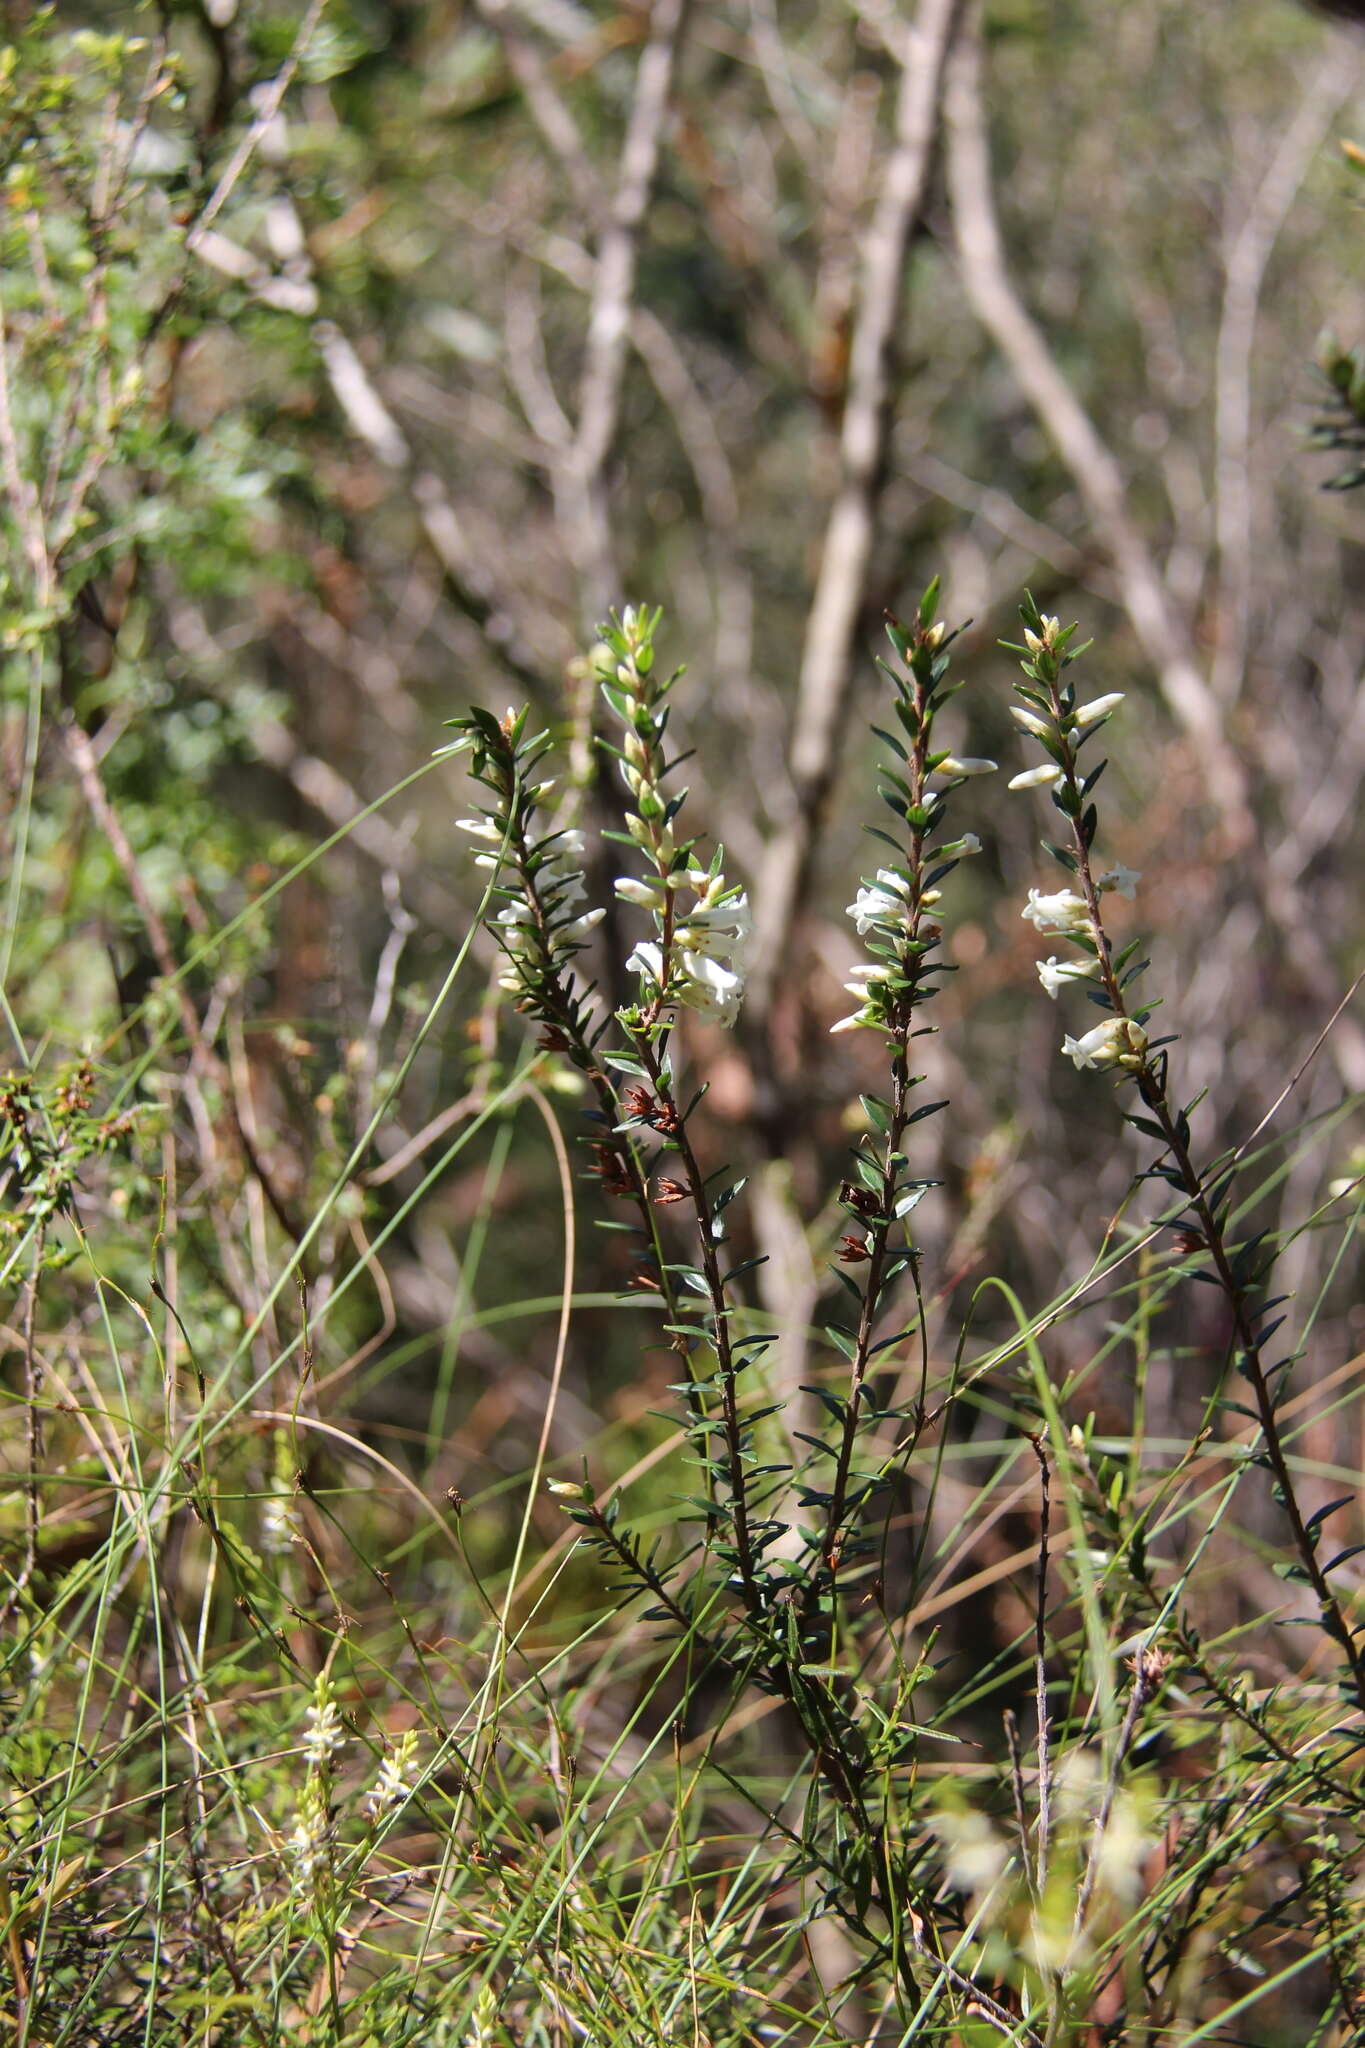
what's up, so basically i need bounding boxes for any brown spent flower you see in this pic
[1133,1643,1174,1692]
[588,1143,634,1197]
[838,1234,871,1263]
[652,1178,689,1205]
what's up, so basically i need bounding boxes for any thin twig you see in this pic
[942,3,1248,831]
[184,0,328,257]
[479,0,692,619]
[1211,47,1361,703]
[747,0,963,1023]
[571,0,692,615]
[0,288,54,606]
[62,710,306,1248]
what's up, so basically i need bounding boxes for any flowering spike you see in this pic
[1062,1018,1148,1071]
[601,606,748,1029]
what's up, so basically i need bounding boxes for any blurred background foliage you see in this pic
[4,0,1360,1446]
[2,0,1365,2038]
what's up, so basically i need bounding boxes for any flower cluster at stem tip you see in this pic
[301,1670,344,1771]
[448,594,1158,1090]
[831,586,991,1037]
[286,1672,343,1894]
[455,712,603,1004]
[592,605,749,1027]
[448,610,749,1038]
[1005,602,1149,1075]
[365,1730,419,1823]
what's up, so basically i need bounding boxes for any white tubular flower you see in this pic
[626,885,749,1024]
[949,833,982,856]
[711,889,751,937]
[829,965,887,1034]
[675,895,750,961]
[614,875,667,909]
[829,1005,879,1035]
[1009,705,1053,739]
[539,872,586,913]
[1074,692,1126,728]
[626,940,665,986]
[1037,955,1099,1000]
[494,823,600,993]
[1098,863,1141,900]
[303,1683,345,1771]
[365,1732,418,1824]
[843,963,883,994]
[550,876,588,912]
[680,950,744,1022]
[539,827,584,871]
[935,755,997,778]
[1021,888,1090,934]
[456,818,504,843]
[1061,1017,1148,1071]
[287,1780,331,1892]
[1008,764,1063,791]
[848,870,909,935]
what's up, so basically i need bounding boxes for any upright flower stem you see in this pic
[819,970,920,1591]
[472,600,1036,2043]
[811,598,989,1619]
[1037,655,1365,1712]
[631,1027,762,1616]
[458,719,684,1331]
[822,1043,914,1563]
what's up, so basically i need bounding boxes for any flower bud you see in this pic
[1009,705,1053,739]
[1074,692,1125,728]
[614,876,666,908]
